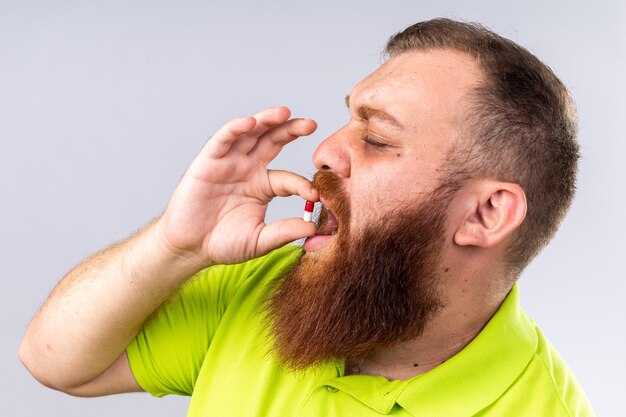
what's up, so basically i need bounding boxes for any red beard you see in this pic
[263,171,456,370]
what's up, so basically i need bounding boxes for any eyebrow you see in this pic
[345,95,404,130]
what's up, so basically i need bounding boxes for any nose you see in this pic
[312,126,351,177]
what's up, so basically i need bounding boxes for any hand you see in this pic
[156,107,319,266]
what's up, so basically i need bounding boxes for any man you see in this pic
[20,18,595,416]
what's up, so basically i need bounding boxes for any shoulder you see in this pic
[475,289,596,417]
[487,320,596,417]
[526,326,596,417]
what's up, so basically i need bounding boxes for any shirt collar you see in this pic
[324,375,409,414]
[397,284,537,416]
[320,284,537,415]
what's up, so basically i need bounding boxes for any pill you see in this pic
[303,200,314,222]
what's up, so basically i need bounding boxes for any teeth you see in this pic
[331,230,338,235]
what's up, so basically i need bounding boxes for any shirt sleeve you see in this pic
[125,259,256,397]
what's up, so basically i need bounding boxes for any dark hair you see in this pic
[386,18,579,276]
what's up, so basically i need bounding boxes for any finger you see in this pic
[228,133,261,155]
[250,106,292,134]
[256,218,318,256]
[267,170,319,201]
[203,116,257,158]
[213,107,292,157]
[250,118,317,163]
[243,107,293,144]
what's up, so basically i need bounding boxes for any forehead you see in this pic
[349,49,483,132]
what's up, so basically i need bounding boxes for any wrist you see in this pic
[136,219,210,284]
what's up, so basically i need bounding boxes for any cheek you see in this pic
[346,191,381,234]
[353,172,422,208]
[347,155,443,226]
[347,181,410,232]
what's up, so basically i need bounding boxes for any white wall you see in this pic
[2,1,624,416]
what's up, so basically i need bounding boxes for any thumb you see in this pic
[256,218,318,256]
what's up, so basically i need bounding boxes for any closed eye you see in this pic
[362,134,390,148]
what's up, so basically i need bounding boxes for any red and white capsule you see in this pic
[303,200,315,222]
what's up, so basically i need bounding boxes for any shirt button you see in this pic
[326,386,338,393]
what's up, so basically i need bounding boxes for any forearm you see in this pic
[20,107,318,395]
[19,218,205,391]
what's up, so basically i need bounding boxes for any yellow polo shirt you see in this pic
[126,245,595,416]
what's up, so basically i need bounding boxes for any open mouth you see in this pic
[316,204,339,236]
[304,200,340,252]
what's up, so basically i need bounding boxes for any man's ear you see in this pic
[454,181,527,248]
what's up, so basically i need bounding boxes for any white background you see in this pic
[2,1,624,416]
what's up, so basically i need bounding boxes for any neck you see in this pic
[346,274,508,381]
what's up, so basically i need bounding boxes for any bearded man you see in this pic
[20,18,595,416]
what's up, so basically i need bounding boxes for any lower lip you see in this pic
[303,234,335,252]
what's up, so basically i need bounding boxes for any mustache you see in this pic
[312,171,351,232]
